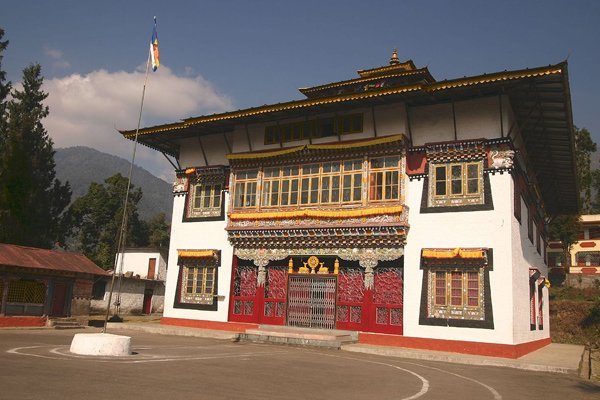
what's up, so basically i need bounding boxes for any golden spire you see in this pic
[390,49,400,65]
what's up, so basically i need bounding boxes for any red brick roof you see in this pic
[0,243,109,276]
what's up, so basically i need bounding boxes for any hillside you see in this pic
[54,146,173,221]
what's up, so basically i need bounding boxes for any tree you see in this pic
[0,62,71,248]
[548,214,580,273]
[574,127,597,213]
[0,28,11,142]
[144,212,170,248]
[68,174,147,269]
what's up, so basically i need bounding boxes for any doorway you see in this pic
[286,275,337,329]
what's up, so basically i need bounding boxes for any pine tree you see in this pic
[0,28,11,141]
[0,63,71,248]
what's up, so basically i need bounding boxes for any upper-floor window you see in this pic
[182,167,227,221]
[259,160,363,208]
[264,113,363,145]
[428,161,483,207]
[187,183,222,218]
[233,169,258,208]
[231,155,403,210]
[369,156,400,201]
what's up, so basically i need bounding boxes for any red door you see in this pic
[262,266,287,325]
[229,260,260,323]
[147,258,156,280]
[51,282,68,317]
[143,289,153,314]
[336,267,368,331]
[369,267,403,334]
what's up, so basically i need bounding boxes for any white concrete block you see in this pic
[70,333,132,356]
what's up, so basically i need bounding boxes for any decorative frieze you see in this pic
[234,247,404,289]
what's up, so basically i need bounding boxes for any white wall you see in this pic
[115,251,167,280]
[410,96,505,146]
[403,173,516,344]
[511,195,550,343]
[163,192,233,322]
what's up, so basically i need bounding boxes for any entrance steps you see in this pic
[47,317,84,329]
[240,325,358,349]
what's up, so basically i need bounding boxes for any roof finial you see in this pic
[390,49,400,65]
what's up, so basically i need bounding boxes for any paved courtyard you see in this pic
[0,328,598,400]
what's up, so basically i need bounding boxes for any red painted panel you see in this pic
[358,333,551,358]
[581,267,598,274]
[406,152,426,175]
[0,316,46,327]
[580,242,596,248]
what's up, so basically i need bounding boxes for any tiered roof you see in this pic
[118,53,578,214]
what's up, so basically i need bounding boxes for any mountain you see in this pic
[54,146,173,221]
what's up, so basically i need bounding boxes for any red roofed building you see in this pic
[0,243,109,327]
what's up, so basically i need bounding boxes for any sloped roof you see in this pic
[0,243,109,276]
[118,60,577,215]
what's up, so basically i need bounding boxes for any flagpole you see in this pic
[103,29,154,333]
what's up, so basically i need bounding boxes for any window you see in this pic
[7,280,45,304]
[183,168,227,221]
[181,265,215,304]
[174,251,219,311]
[250,159,365,209]
[428,269,483,320]
[419,248,494,329]
[547,252,562,267]
[575,251,600,267]
[369,156,400,201]
[186,183,222,219]
[92,280,107,300]
[233,170,258,208]
[263,113,364,145]
[429,161,483,207]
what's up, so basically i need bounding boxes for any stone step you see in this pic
[47,318,85,329]
[239,325,357,349]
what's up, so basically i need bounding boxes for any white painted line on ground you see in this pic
[313,352,430,400]
[400,361,502,400]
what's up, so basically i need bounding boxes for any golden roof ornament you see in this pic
[390,49,400,65]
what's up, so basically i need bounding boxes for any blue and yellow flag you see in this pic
[150,18,160,71]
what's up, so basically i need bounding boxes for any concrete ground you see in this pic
[105,320,587,376]
[1,328,599,400]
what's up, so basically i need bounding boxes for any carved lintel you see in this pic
[234,247,403,289]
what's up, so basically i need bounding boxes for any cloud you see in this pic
[44,47,71,70]
[43,66,233,181]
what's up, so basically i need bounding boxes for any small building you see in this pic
[90,248,167,315]
[547,214,600,287]
[119,52,577,357]
[0,243,109,327]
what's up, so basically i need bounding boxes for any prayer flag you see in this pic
[150,18,160,71]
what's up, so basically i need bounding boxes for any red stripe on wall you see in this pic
[160,317,259,332]
[358,333,551,358]
[0,316,47,328]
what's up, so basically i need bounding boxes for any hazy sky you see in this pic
[2,0,599,180]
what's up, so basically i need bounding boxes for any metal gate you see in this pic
[287,275,336,329]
